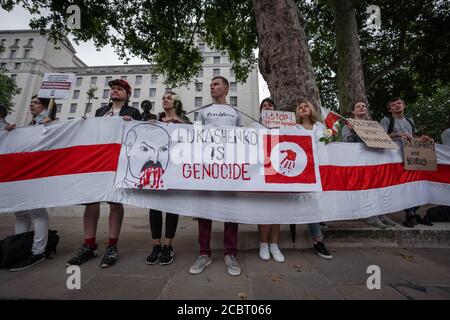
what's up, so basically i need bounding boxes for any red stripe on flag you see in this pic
[320,163,450,191]
[0,144,121,183]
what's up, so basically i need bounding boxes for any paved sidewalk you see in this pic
[0,211,450,300]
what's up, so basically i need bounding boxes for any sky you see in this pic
[0,6,271,102]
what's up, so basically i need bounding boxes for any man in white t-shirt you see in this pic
[189,76,242,276]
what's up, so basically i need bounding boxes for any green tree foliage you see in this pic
[0,72,21,113]
[299,0,450,121]
[0,0,257,87]
[406,86,450,142]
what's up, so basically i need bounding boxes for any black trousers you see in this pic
[149,209,179,239]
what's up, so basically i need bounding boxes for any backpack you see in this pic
[0,229,59,269]
[387,116,416,135]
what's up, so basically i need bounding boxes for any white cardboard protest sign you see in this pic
[261,110,297,129]
[348,119,399,149]
[402,137,437,171]
[38,73,75,100]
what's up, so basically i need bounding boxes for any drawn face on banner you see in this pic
[124,124,170,189]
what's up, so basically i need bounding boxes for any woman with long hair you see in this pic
[145,92,191,266]
[295,100,332,260]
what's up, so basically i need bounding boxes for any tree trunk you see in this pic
[253,0,321,112]
[327,0,367,115]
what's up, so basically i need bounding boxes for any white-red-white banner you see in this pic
[1,118,449,224]
[114,121,322,192]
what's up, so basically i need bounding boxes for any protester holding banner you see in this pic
[295,100,332,259]
[254,98,285,262]
[341,101,398,229]
[66,78,141,268]
[146,92,191,266]
[341,101,370,143]
[189,76,242,276]
[380,97,432,228]
[0,105,9,130]
[5,95,53,271]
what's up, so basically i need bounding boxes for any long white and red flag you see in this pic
[0,118,449,224]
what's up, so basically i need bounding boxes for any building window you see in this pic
[85,103,92,114]
[75,77,83,87]
[213,68,220,77]
[198,43,205,52]
[68,117,74,120]
[105,76,112,86]
[0,39,5,47]
[56,104,62,113]
[70,103,77,113]
[134,88,141,98]
[214,56,220,64]
[23,50,31,58]
[135,75,142,86]
[132,102,139,109]
[13,39,19,46]
[230,82,237,92]
[14,63,20,70]
[103,89,110,99]
[197,68,203,78]
[149,88,156,97]
[0,63,6,70]
[230,69,235,78]
[121,76,127,80]
[9,50,16,59]
[195,82,203,92]
[73,90,80,99]
[10,74,17,81]
[151,75,158,84]
[90,77,97,85]
[195,97,203,108]
[27,38,33,46]
[230,96,238,107]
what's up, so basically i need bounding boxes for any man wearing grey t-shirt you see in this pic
[190,76,242,277]
[381,97,431,228]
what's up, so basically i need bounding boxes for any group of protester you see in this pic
[1,75,449,275]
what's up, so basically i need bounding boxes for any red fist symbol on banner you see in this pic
[280,149,297,170]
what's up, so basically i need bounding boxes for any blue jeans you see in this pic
[308,223,323,242]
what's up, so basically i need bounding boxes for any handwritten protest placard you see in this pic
[261,110,297,129]
[348,119,399,149]
[402,137,437,171]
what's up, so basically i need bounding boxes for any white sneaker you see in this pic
[259,243,270,260]
[224,255,241,276]
[189,255,212,275]
[269,243,285,263]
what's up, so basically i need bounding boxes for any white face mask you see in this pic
[33,109,49,124]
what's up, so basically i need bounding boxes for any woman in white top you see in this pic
[257,98,285,263]
[295,100,332,259]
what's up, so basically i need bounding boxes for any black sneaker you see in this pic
[66,244,98,266]
[100,245,118,268]
[145,245,162,265]
[313,242,333,260]
[403,215,417,228]
[159,245,174,265]
[9,252,45,272]
[415,214,433,226]
[319,222,328,228]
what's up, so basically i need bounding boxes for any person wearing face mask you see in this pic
[7,95,54,271]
